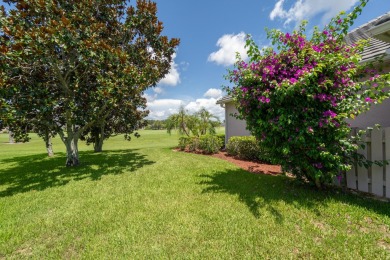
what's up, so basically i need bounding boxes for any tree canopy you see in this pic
[0,0,179,165]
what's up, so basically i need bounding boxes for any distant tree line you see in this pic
[144,120,168,130]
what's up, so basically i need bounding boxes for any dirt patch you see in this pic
[210,151,282,175]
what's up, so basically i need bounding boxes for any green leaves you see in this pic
[225,0,389,188]
[166,107,220,137]
[1,0,179,163]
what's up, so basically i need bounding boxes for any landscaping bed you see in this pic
[211,151,281,175]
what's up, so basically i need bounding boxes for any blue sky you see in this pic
[1,0,389,120]
[145,0,390,120]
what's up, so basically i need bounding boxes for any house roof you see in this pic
[216,95,232,104]
[345,12,390,62]
[217,12,390,105]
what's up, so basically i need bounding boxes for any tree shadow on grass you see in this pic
[0,149,154,197]
[199,169,390,222]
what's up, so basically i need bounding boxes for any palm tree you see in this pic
[166,106,220,137]
[166,106,193,136]
[196,107,220,135]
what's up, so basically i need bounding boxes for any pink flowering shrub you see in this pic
[225,0,390,187]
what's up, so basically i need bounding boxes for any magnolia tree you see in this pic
[0,0,179,165]
[226,0,390,187]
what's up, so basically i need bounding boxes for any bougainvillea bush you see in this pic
[225,0,390,188]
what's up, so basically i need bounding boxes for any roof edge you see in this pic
[216,95,233,104]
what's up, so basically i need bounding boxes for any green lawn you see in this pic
[0,130,389,259]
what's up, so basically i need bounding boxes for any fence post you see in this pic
[371,128,384,196]
[385,128,390,199]
[357,130,370,193]
[346,128,357,189]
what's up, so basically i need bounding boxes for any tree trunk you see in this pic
[94,141,103,152]
[8,129,15,144]
[44,130,54,157]
[93,124,105,153]
[65,135,79,166]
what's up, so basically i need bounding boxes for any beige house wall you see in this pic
[225,102,251,143]
[349,63,390,128]
[349,98,390,128]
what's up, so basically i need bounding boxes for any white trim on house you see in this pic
[217,97,251,143]
[368,19,390,43]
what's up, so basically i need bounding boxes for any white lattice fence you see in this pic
[346,127,390,198]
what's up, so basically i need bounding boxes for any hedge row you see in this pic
[178,134,224,154]
[178,134,269,161]
[226,136,269,162]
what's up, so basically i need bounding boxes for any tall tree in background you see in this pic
[166,107,220,137]
[196,107,220,135]
[0,0,179,165]
[166,106,193,137]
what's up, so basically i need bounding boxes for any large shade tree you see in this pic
[0,0,179,165]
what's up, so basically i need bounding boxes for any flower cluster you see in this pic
[225,1,390,187]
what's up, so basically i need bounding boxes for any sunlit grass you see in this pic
[0,130,389,258]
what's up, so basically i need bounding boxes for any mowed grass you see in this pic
[0,130,389,259]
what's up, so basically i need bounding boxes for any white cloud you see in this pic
[143,92,157,102]
[146,99,184,120]
[158,53,181,86]
[185,98,224,120]
[269,0,359,26]
[204,88,223,99]
[270,0,286,21]
[145,88,225,120]
[208,32,248,66]
[153,87,163,94]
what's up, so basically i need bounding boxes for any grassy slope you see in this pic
[0,130,389,259]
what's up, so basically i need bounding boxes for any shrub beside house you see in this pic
[218,12,390,142]
[217,12,390,198]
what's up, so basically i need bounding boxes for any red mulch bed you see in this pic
[210,151,282,175]
[175,148,282,175]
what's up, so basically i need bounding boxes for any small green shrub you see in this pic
[226,136,269,161]
[199,135,222,154]
[226,137,239,156]
[216,134,225,149]
[178,137,190,150]
[177,135,222,154]
[187,137,200,152]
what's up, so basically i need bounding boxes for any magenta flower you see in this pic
[289,78,298,84]
[323,110,337,118]
[258,96,270,103]
[365,97,373,103]
[312,45,322,52]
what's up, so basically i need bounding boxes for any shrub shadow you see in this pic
[0,149,154,197]
[199,169,390,221]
